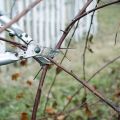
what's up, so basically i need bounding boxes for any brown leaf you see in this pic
[26,80,33,86]
[16,93,24,100]
[20,59,28,66]
[84,103,92,117]
[93,85,97,90]
[48,64,53,70]
[66,96,72,101]
[81,95,87,104]
[56,67,62,75]
[88,47,94,53]
[57,114,65,120]
[11,45,17,48]
[114,90,120,98]
[11,73,20,81]
[52,101,58,108]
[45,107,56,115]
[88,34,93,44]
[21,112,28,120]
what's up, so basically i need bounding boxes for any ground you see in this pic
[0,3,120,120]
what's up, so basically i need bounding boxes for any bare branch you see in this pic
[0,0,43,33]
[55,0,93,49]
[0,37,27,50]
[44,74,57,114]
[10,0,17,18]
[31,65,48,120]
[115,23,120,45]
[49,58,120,113]
[71,0,120,27]
[25,0,120,119]
[63,54,120,111]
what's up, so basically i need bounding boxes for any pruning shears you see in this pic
[0,11,59,66]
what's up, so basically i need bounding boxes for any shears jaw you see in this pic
[0,12,60,66]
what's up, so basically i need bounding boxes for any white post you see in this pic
[0,0,6,53]
[24,0,32,37]
[32,2,38,43]
[45,0,50,47]
[50,0,56,47]
[59,0,65,47]
[39,1,44,47]
[86,0,97,34]
[17,0,25,30]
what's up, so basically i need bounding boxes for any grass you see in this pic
[0,3,120,120]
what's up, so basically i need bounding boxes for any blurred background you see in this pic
[0,0,120,120]
[0,0,97,48]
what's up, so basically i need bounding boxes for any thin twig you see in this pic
[31,65,48,120]
[43,0,93,113]
[38,100,100,120]
[44,74,57,114]
[55,0,93,49]
[60,20,80,63]
[114,23,120,45]
[0,37,27,50]
[32,0,120,119]
[49,58,120,113]
[62,86,81,111]
[44,21,80,111]
[10,0,17,18]
[82,0,100,107]
[88,55,120,81]
[0,0,43,33]
[82,1,98,80]
[70,0,120,29]
[66,100,100,115]
[63,0,100,111]
[62,54,120,111]
[33,67,43,80]
[55,0,120,49]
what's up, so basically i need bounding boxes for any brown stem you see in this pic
[66,100,100,115]
[55,0,120,49]
[69,0,120,30]
[31,65,48,120]
[82,0,100,106]
[63,54,120,111]
[33,0,120,119]
[49,58,120,113]
[42,1,93,111]
[0,37,27,50]
[0,0,43,33]
[44,74,57,114]
[55,0,93,49]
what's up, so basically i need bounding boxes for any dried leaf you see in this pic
[56,67,62,75]
[45,107,56,115]
[25,104,31,108]
[16,93,24,100]
[88,47,94,53]
[20,59,28,66]
[48,64,53,70]
[21,112,28,120]
[12,72,20,81]
[26,80,33,86]
[81,95,87,104]
[57,115,65,120]
[84,103,92,117]
[52,101,58,108]
[66,96,72,101]
[88,34,93,44]
[114,90,120,98]
[11,45,17,48]
[93,85,97,90]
